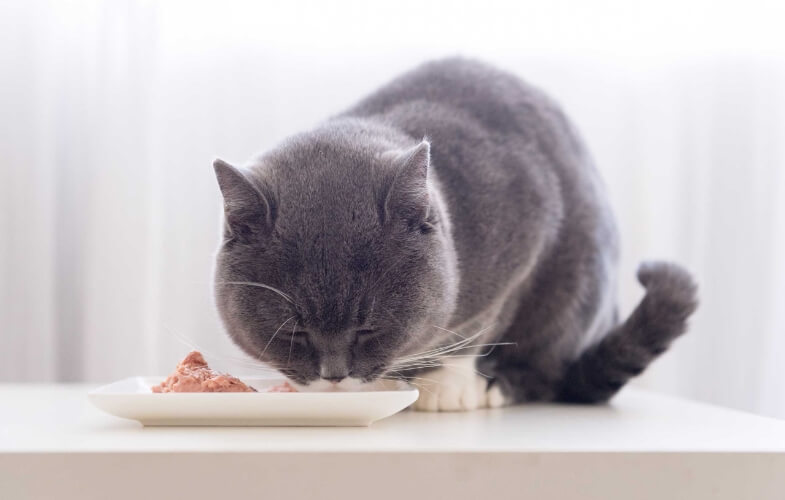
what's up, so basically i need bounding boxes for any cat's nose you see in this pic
[319,358,349,382]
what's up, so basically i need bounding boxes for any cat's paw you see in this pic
[410,358,508,412]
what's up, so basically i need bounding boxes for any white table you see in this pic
[1,384,784,500]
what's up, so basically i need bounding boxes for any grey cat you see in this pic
[212,58,698,410]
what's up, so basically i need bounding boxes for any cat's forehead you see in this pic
[254,120,401,185]
[275,137,382,179]
[261,143,386,230]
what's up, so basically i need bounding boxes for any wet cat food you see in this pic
[151,351,257,393]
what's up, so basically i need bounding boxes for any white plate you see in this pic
[88,377,419,427]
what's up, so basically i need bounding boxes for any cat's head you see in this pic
[213,123,458,390]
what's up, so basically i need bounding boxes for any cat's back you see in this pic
[343,58,585,210]
[345,58,529,111]
[344,59,613,323]
[345,58,562,141]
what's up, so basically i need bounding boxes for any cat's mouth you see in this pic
[290,377,406,392]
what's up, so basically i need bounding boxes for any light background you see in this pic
[2,0,784,417]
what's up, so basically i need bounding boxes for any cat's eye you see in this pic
[282,330,310,345]
[355,329,380,341]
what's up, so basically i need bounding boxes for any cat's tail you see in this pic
[557,261,698,404]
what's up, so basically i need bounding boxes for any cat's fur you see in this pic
[212,58,698,410]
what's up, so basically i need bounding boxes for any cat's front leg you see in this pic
[411,357,508,411]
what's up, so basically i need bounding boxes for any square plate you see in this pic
[88,377,419,427]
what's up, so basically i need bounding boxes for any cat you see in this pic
[212,58,698,411]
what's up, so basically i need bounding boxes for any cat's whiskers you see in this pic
[164,325,279,373]
[385,362,441,372]
[389,323,515,377]
[393,331,504,370]
[431,324,468,340]
[395,324,494,362]
[286,320,298,366]
[391,343,509,370]
[168,325,200,352]
[215,281,298,306]
[258,315,296,361]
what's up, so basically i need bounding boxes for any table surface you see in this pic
[2,383,785,453]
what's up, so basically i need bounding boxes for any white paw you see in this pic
[410,358,508,412]
[486,383,506,409]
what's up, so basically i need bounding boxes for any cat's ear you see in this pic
[383,140,431,227]
[213,159,273,241]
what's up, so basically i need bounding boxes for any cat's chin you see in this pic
[290,377,407,392]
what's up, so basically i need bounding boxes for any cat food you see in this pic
[265,381,297,392]
[152,351,257,393]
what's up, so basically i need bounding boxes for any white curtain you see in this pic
[2,0,784,418]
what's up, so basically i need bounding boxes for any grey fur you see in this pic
[213,58,698,403]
